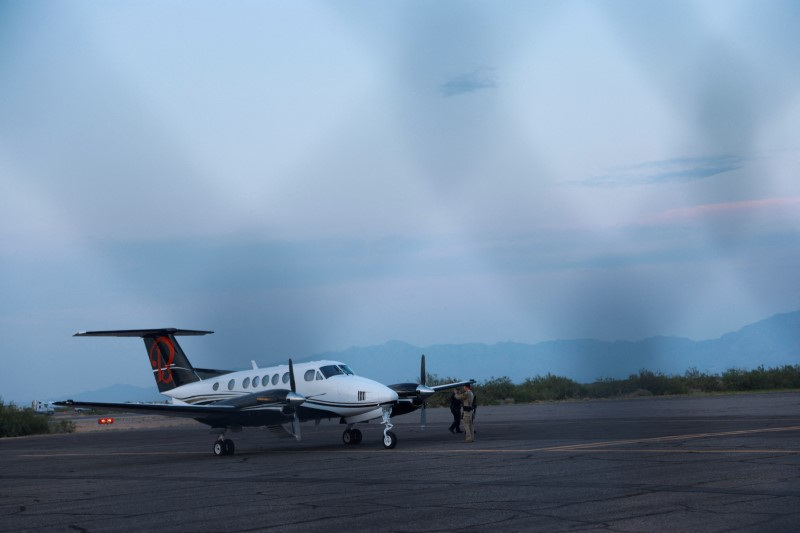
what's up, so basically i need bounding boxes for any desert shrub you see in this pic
[584,377,636,398]
[518,374,584,401]
[0,401,51,438]
[474,376,516,404]
[683,367,723,392]
[49,419,76,433]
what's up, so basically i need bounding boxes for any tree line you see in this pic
[425,364,800,407]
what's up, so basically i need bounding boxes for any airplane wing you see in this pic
[53,400,239,418]
[431,379,476,392]
[54,388,303,425]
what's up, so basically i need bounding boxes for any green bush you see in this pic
[475,376,516,404]
[49,419,76,434]
[0,401,50,438]
[518,374,584,401]
[0,400,75,438]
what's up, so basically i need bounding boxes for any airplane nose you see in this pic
[381,385,399,405]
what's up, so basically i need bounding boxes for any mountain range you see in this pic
[63,310,800,402]
[320,310,800,385]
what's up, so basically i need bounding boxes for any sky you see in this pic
[1,1,799,404]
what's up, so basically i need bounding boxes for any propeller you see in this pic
[285,358,305,408]
[418,354,432,429]
[415,354,436,399]
[286,358,303,441]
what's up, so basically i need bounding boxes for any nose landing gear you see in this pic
[381,406,397,449]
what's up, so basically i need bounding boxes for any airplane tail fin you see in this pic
[74,328,213,392]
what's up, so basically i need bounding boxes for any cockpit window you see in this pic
[320,365,344,378]
[339,365,355,376]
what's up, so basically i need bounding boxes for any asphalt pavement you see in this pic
[1,392,799,532]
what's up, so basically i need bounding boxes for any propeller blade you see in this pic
[284,358,306,410]
[293,412,302,442]
[420,403,427,430]
[420,354,426,386]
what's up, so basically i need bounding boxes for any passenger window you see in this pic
[271,374,278,386]
[243,377,250,389]
[212,382,220,391]
[282,372,289,384]
[263,375,270,387]
[228,379,235,391]
[304,369,315,382]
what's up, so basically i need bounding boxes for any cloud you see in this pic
[636,196,800,227]
[582,155,744,187]
[440,67,497,97]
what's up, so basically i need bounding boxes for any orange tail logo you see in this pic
[148,336,175,384]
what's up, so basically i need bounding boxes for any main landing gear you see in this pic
[342,426,363,445]
[213,434,236,456]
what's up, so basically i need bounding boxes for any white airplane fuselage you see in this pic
[166,359,399,424]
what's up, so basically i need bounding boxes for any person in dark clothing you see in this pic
[448,392,462,433]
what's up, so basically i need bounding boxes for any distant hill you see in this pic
[317,310,800,385]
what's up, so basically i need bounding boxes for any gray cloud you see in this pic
[581,155,745,187]
[440,67,497,97]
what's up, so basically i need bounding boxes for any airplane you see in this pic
[55,328,474,456]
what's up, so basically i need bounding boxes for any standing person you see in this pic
[448,392,462,434]
[455,383,475,443]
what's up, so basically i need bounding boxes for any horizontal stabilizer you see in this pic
[74,328,213,337]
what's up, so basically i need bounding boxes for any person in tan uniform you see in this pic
[455,383,475,443]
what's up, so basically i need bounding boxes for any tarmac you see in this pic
[2,392,800,532]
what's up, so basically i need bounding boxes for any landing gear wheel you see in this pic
[382,431,397,449]
[224,439,235,456]
[342,429,354,445]
[213,441,225,456]
[343,428,363,446]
